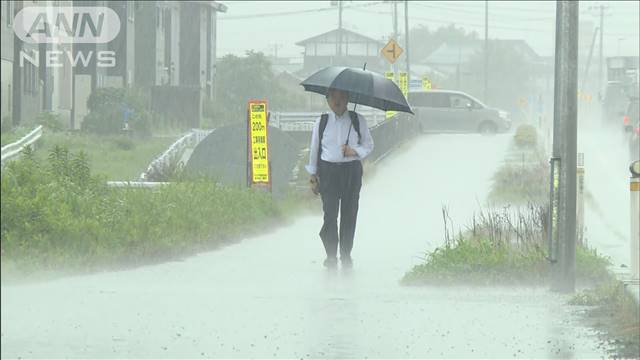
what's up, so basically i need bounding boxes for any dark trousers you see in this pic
[318,159,363,259]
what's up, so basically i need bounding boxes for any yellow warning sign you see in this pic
[381,39,403,64]
[422,76,432,90]
[399,72,408,98]
[248,100,270,184]
[385,71,397,119]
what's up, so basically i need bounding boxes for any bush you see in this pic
[1,146,281,275]
[514,124,538,148]
[82,87,151,137]
[111,136,135,151]
[402,205,611,286]
[36,111,65,132]
[1,115,12,133]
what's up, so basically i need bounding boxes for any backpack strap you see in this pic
[348,110,362,145]
[317,113,329,171]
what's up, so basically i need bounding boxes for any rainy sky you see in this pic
[217,1,640,59]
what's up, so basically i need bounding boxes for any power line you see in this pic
[219,1,384,20]
[349,7,551,33]
[411,2,555,21]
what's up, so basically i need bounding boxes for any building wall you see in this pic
[134,1,157,88]
[0,0,15,121]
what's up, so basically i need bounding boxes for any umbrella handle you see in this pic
[351,62,367,114]
[345,62,367,150]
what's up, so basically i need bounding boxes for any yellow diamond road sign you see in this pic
[381,39,403,64]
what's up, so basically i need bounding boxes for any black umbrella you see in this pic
[300,66,414,114]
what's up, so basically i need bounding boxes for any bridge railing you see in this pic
[140,128,214,181]
[271,109,388,131]
[1,125,44,167]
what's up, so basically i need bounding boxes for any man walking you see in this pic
[306,88,374,269]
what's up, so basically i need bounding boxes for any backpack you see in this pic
[316,111,361,167]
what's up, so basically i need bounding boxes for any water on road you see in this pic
[1,134,608,359]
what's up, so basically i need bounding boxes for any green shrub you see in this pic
[82,87,151,137]
[514,124,538,148]
[111,136,135,151]
[1,146,281,276]
[1,115,12,133]
[36,111,65,132]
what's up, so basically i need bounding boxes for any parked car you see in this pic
[602,81,636,126]
[408,90,511,134]
[623,97,640,159]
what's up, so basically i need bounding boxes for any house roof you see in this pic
[296,28,384,47]
[421,39,540,66]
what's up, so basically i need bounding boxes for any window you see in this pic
[408,93,430,107]
[23,62,39,95]
[6,1,14,27]
[449,94,473,109]
[409,93,448,108]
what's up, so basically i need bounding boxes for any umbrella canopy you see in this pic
[300,66,414,114]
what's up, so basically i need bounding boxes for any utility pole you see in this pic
[598,4,604,96]
[393,0,398,74]
[580,27,599,92]
[404,0,410,83]
[484,0,489,103]
[550,0,579,293]
[338,0,343,58]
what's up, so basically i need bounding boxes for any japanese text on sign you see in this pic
[399,72,408,98]
[249,101,270,184]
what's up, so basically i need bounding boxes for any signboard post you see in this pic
[399,72,408,98]
[247,100,271,192]
[385,71,397,119]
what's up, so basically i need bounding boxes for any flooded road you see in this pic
[1,134,607,358]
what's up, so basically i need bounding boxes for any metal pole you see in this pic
[551,0,579,293]
[598,5,604,96]
[580,27,599,92]
[630,161,640,281]
[577,153,585,247]
[405,0,410,84]
[393,0,398,74]
[484,0,489,103]
[338,0,343,58]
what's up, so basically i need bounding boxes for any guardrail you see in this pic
[271,109,388,132]
[140,128,214,181]
[107,181,171,188]
[1,125,44,166]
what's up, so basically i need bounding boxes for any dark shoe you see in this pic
[323,257,338,268]
[341,256,353,268]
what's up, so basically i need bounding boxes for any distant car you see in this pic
[602,81,636,125]
[623,97,640,159]
[408,90,511,134]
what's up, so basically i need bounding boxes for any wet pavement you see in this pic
[1,134,608,358]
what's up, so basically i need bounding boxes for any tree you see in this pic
[210,51,306,125]
[464,41,535,120]
[405,24,479,64]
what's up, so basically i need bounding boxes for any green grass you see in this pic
[402,236,611,286]
[569,279,640,358]
[1,127,32,147]
[0,147,296,282]
[33,132,177,180]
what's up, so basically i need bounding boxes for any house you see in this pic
[295,28,387,77]
[135,0,227,127]
[7,0,48,128]
[0,0,15,123]
[422,39,542,78]
[2,0,226,130]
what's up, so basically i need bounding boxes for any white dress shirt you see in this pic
[305,110,374,175]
